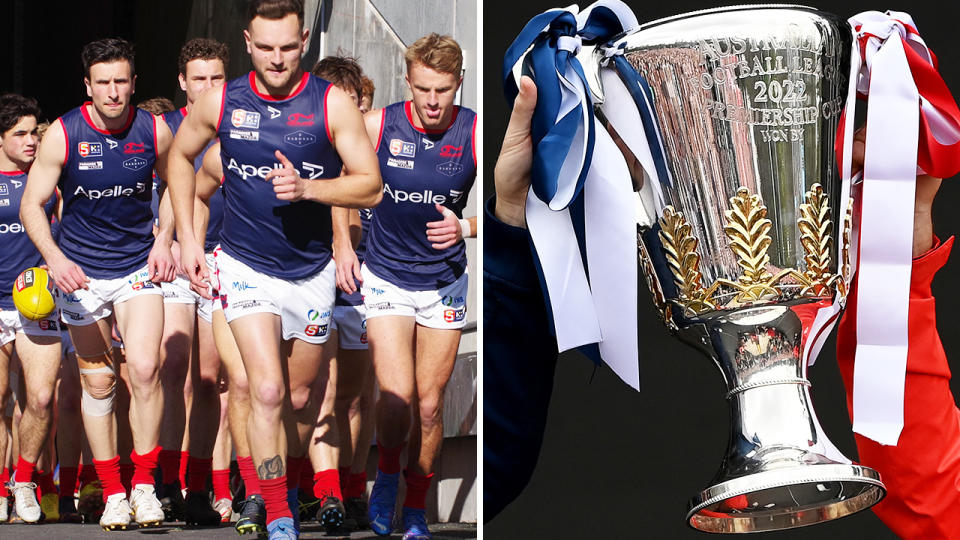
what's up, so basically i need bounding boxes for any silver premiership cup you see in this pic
[585,5,886,533]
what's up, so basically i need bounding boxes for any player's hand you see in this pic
[147,241,177,283]
[47,255,89,294]
[851,126,942,257]
[494,75,537,228]
[181,240,213,299]
[334,245,363,294]
[170,240,185,275]
[426,203,462,250]
[266,150,305,201]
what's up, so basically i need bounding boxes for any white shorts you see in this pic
[361,264,468,329]
[56,264,163,326]
[331,304,368,350]
[0,309,61,346]
[215,250,335,344]
[161,275,200,305]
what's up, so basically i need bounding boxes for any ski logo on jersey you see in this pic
[422,138,435,150]
[439,145,463,158]
[124,142,145,154]
[304,324,328,337]
[78,161,103,171]
[267,106,282,120]
[73,182,147,199]
[444,307,466,323]
[287,113,314,126]
[231,109,261,129]
[436,161,464,177]
[389,139,416,158]
[0,184,6,195]
[284,131,316,147]
[106,139,118,150]
[386,158,414,170]
[123,157,149,171]
[78,142,103,158]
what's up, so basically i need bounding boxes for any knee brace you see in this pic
[78,352,117,417]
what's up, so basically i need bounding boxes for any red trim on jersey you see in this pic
[471,115,478,167]
[80,101,135,135]
[404,101,459,134]
[60,118,70,165]
[152,114,159,160]
[248,71,310,101]
[179,106,188,117]
[374,109,386,152]
[216,85,227,132]
[0,170,26,176]
[323,83,334,143]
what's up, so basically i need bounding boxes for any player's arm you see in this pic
[21,119,88,292]
[332,205,362,294]
[167,85,222,287]
[194,142,222,248]
[149,118,176,282]
[268,85,382,208]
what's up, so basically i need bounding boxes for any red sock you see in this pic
[0,468,9,497]
[178,450,189,488]
[312,469,342,500]
[14,456,37,484]
[285,456,306,490]
[120,462,135,492]
[212,469,231,501]
[236,455,262,496]
[402,470,433,510]
[79,463,98,488]
[60,466,80,499]
[345,471,367,499]
[37,470,57,498]
[261,476,292,522]
[130,446,161,488]
[158,448,181,485]
[93,456,125,499]
[299,461,314,492]
[187,456,213,494]
[377,443,402,475]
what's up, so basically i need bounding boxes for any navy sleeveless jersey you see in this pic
[0,171,56,310]
[217,72,342,279]
[365,102,477,290]
[334,207,373,307]
[163,107,224,252]
[58,104,157,278]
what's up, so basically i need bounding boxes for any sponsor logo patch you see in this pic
[287,113,314,126]
[231,109,261,129]
[439,144,463,158]
[422,138,435,150]
[386,158,414,170]
[383,184,446,204]
[284,131,316,147]
[232,299,263,310]
[122,157,148,171]
[231,281,257,291]
[307,309,331,321]
[38,319,59,331]
[369,287,385,295]
[124,142,145,154]
[0,184,7,195]
[106,139,118,150]
[444,307,466,322]
[368,302,392,310]
[436,161,464,177]
[63,310,84,321]
[267,106,282,120]
[74,183,146,199]
[78,142,103,157]
[78,161,103,171]
[389,139,416,158]
[442,295,464,306]
[0,223,24,234]
[229,129,260,141]
[304,324,329,337]
[0,199,8,207]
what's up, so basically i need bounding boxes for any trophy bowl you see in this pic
[589,5,886,533]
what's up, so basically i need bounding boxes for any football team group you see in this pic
[0,1,476,539]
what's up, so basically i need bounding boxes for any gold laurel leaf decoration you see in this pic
[839,198,854,296]
[658,206,716,314]
[797,183,833,296]
[722,188,777,300]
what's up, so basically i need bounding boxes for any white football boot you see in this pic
[11,482,42,523]
[129,484,165,527]
[100,493,132,530]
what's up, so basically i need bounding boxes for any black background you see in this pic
[483,1,960,538]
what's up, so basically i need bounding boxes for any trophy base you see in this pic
[686,464,885,533]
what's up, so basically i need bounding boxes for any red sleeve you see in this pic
[837,235,960,539]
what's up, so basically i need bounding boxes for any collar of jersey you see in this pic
[0,169,26,176]
[404,101,459,135]
[81,102,136,135]
[248,71,310,102]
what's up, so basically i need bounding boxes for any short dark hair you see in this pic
[82,38,135,78]
[247,0,304,25]
[360,76,375,101]
[311,55,364,100]
[138,97,176,116]
[178,38,230,75]
[0,94,41,135]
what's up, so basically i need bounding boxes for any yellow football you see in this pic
[12,267,57,321]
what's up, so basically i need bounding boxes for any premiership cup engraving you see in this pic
[589,6,885,532]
